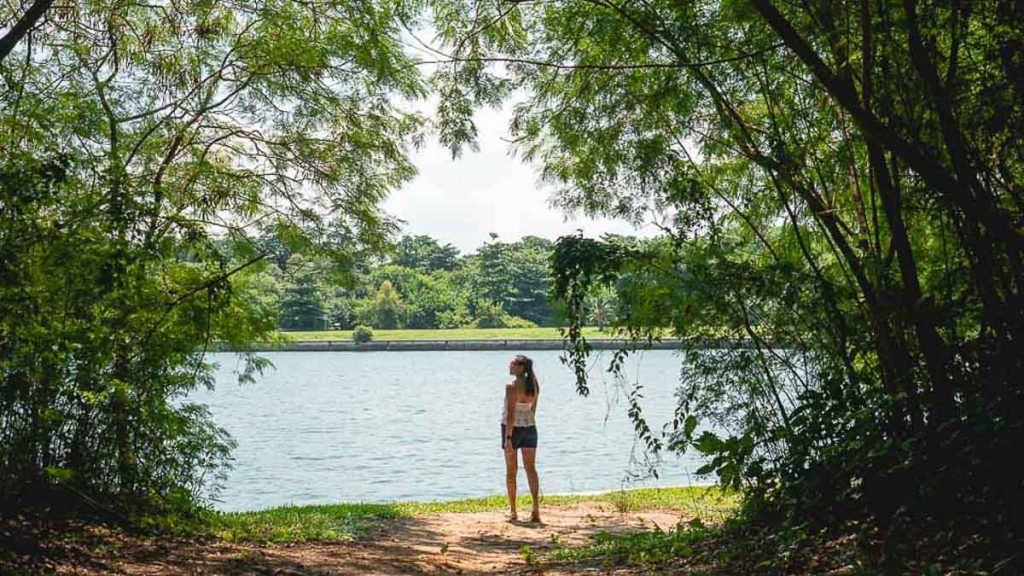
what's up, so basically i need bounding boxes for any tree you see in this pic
[367,264,466,328]
[469,300,536,329]
[279,257,327,331]
[465,235,555,325]
[433,0,1024,566]
[324,293,358,330]
[0,0,424,511]
[358,280,408,329]
[472,300,509,328]
[584,286,617,331]
[233,232,566,331]
[393,235,460,271]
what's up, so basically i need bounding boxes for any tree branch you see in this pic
[132,253,268,360]
[413,47,782,71]
[0,0,54,64]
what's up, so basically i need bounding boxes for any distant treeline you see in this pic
[240,234,617,331]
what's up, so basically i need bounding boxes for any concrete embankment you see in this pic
[223,338,686,352]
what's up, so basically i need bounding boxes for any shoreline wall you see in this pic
[222,338,664,352]
[218,338,758,352]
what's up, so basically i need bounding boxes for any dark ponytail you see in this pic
[516,355,538,396]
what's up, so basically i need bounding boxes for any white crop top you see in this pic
[501,400,536,427]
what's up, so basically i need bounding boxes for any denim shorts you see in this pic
[501,424,538,449]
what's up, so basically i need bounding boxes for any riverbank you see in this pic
[218,327,745,352]
[15,487,744,575]
[229,337,686,352]
[8,486,878,574]
[283,327,610,341]
[212,486,737,544]
[241,327,636,352]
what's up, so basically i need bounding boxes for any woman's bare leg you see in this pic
[522,447,540,521]
[504,446,518,519]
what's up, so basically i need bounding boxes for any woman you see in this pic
[502,354,541,522]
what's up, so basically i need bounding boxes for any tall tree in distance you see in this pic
[466,234,554,325]
[358,280,408,329]
[279,256,328,331]
[393,234,460,272]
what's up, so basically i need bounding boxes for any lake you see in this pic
[191,350,708,512]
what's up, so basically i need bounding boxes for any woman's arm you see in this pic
[505,384,517,439]
[531,382,539,412]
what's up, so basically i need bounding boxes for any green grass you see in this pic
[393,485,734,516]
[278,327,617,341]
[549,518,714,565]
[209,486,736,544]
[210,502,409,544]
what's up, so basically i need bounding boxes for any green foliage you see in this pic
[471,301,507,328]
[369,265,464,329]
[0,153,242,510]
[519,544,538,566]
[502,316,538,329]
[357,280,408,329]
[393,235,460,272]
[352,325,373,344]
[209,486,732,544]
[213,502,409,544]
[467,235,555,325]
[325,295,358,330]
[433,0,1024,568]
[466,300,536,329]
[584,286,618,331]
[282,327,610,341]
[237,233,563,330]
[551,520,710,566]
[436,303,475,329]
[0,0,424,514]
[279,256,328,331]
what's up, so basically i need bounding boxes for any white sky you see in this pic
[383,103,657,254]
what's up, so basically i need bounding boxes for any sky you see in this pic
[382,103,657,254]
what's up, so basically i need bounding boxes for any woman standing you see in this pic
[502,354,541,522]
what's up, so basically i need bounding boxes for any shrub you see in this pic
[504,315,537,329]
[469,301,537,328]
[437,304,474,328]
[352,325,373,343]
[472,300,509,328]
[356,281,407,329]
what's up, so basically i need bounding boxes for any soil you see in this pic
[38,502,689,575]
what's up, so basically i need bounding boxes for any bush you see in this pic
[437,305,474,328]
[352,325,373,343]
[355,281,407,329]
[471,300,508,328]
[470,300,538,328]
[504,315,537,328]
[326,296,357,330]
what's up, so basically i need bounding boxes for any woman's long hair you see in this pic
[515,355,538,396]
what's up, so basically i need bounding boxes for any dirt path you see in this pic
[51,502,688,575]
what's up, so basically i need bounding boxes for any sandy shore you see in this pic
[50,502,689,575]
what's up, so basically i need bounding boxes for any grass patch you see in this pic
[545,498,873,574]
[390,485,733,517]
[209,486,736,544]
[211,503,410,544]
[547,519,876,574]
[278,327,617,342]
[596,486,737,519]
[550,518,713,566]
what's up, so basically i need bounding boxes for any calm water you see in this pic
[191,350,707,511]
